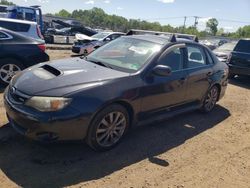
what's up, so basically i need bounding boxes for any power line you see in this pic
[216,18,250,24]
[145,16,250,24]
[145,16,189,21]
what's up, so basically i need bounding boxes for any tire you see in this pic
[0,58,24,86]
[200,86,219,113]
[86,104,129,151]
[83,49,88,56]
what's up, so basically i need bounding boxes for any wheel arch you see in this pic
[0,55,26,67]
[211,83,221,101]
[88,99,135,132]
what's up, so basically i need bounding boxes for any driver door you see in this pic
[140,44,188,119]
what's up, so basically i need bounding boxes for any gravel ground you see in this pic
[0,50,249,188]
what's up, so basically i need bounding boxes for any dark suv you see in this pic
[228,39,250,78]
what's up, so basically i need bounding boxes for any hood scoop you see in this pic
[32,64,61,80]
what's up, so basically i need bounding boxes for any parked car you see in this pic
[0,5,7,18]
[44,19,97,44]
[0,27,49,85]
[72,32,125,55]
[228,39,250,78]
[0,18,44,40]
[200,39,217,50]
[4,30,228,151]
[213,41,237,62]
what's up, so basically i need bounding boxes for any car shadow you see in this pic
[229,76,250,89]
[71,54,82,58]
[0,105,230,187]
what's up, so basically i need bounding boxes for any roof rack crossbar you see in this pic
[126,29,198,43]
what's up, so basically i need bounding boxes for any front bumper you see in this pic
[4,88,91,142]
[228,64,250,76]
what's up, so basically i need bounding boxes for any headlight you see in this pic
[25,96,72,112]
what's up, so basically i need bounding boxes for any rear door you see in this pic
[185,44,214,103]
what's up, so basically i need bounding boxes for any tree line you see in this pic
[53,8,250,38]
[1,0,250,38]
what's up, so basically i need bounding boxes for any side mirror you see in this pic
[152,65,172,77]
[105,37,111,41]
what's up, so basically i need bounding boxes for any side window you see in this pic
[158,47,183,71]
[110,34,120,40]
[205,49,214,64]
[187,45,206,68]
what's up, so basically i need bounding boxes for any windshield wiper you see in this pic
[85,57,113,69]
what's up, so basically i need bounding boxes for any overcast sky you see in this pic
[10,0,250,32]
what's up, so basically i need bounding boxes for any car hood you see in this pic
[12,58,130,96]
[213,50,231,56]
[75,33,93,41]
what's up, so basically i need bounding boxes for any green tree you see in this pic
[206,18,219,36]
[217,28,225,36]
[55,9,71,18]
[0,0,14,5]
[235,25,250,38]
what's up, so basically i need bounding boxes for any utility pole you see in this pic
[194,16,199,28]
[183,16,187,28]
[182,16,187,32]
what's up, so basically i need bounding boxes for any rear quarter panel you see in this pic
[0,44,49,67]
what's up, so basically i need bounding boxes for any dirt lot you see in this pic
[0,50,250,188]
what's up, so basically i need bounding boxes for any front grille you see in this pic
[8,87,29,104]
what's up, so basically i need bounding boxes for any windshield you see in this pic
[216,42,237,51]
[92,32,111,39]
[87,37,162,73]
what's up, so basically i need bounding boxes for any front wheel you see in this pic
[0,59,24,86]
[86,104,129,151]
[201,86,219,113]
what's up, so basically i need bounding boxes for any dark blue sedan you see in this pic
[4,30,228,151]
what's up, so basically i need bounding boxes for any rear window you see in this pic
[234,40,250,53]
[0,20,30,32]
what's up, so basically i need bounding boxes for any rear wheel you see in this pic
[201,86,219,113]
[86,104,129,151]
[0,59,24,86]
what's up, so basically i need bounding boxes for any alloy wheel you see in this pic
[204,87,218,111]
[96,111,127,147]
[0,64,21,84]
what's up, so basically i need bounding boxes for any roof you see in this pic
[123,34,197,46]
[124,35,172,45]
[100,31,125,35]
[0,18,37,25]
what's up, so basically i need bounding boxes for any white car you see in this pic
[0,18,44,41]
[72,32,125,55]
